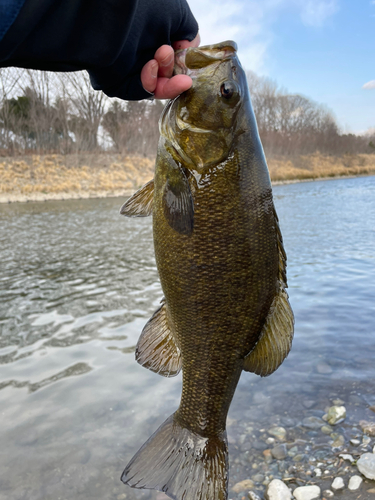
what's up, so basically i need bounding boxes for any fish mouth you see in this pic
[174,40,237,76]
[175,115,211,134]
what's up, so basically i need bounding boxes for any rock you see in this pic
[303,400,316,409]
[268,427,287,441]
[314,468,322,477]
[293,485,320,500]
[339,453,354,462]
[253,473,265,483]
[323,490,334,498]
[271,444,287,460]
[362,435,372,446]
[316,361,332,374]
[267,437,276,445]
[348,475,363,491]
[288,446,298,457]
[360,420,375,436]
[369,405,375,413]
[330,433,345,447]
[265,479,292,500]
[302,417,324,430]
[232,479,255,493]
[326,406,346,425]
[350,438,361,446]
[356,452,375,479]
[331,477,345,490]
[248,493,262,500]
[333,398,345,405]
[321,425,333,435]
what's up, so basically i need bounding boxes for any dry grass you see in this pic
[268,153,375,182]
[1,152,375,203]
[0,153,154,202]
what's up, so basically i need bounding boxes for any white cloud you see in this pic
[188,0,340,72]
[363,80,375,89]
[298,0,339,27]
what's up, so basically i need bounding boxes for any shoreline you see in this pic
[1,172,373,205]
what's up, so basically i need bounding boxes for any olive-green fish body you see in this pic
[120,41,294,500]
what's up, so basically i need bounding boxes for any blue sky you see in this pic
[188,0,375,134]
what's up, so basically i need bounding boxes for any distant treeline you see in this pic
[0,67,374,158]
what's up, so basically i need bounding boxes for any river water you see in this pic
[1,176,375,500]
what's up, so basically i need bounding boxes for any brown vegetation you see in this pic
[1,153,374,204]
[0,154,154,203]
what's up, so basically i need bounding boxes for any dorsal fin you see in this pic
[136,300,182,377]
[243,207,294,377]
[120,179,154,217]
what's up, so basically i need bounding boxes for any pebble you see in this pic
[232,479,255,493]
[350,438,361,446]
[265,479,292,500]
[339,453,354,462]
[332,398,345,405]
[356,452,375,479]
[323,490,334,498]
[321,425,333,435]
[369,405,375,413]
[326,406,346,425]
[248,493,262,500]
[253,474,265,483]
[302,417,324,430]
[314,468,322,477]
[331,477,345,490]
[348,475,363,491]
[360,420,375,437]
[268,427,287,441]
[330,433,345,447]
[288,446,298,457]
[293,485,321,500]
[362,435,372,446]
[271,444,287,460]
[266,437,276,445]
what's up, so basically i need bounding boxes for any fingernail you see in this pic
[160,53,174,67]
[150,62,158,79]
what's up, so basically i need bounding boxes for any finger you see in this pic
[154,45,174,79]
[140,59,158,93]
[172,33,201,51]
[154,74,193,100]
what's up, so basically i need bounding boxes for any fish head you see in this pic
[160,41,249,172]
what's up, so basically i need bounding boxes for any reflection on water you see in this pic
[1,177,375,500]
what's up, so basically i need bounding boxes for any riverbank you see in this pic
[1,152,375,203]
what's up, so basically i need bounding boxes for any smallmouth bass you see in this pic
[120,40,294,500]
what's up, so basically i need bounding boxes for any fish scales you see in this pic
[120,40,294,500]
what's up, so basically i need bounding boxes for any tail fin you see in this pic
[121,414,228,500]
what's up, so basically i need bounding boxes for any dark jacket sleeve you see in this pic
[0,0,198,100]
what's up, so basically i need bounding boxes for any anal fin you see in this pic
[120,179,154,217]
[243,284,294,377]
[136,300,181,377]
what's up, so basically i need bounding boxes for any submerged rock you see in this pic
[348,475,363,491]
[360,420,375,437]
[268,427,287,441]
[293,485,320,500]
[265,479,292,500]
[232,479,255,493]
[302,417,324,430]
[357,452,375,479]
[326,406,346,425]
[271,444,287,460]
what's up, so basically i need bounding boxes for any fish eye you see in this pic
[220,81,238,100]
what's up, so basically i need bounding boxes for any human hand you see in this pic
[141,33,200,99]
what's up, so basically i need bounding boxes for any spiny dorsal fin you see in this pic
[136,300,181,377]
[244,208,294,377]
[243,284,294,377]
[120,179,154,217]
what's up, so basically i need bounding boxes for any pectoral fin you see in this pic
[243,285,294,377]
[136,300,181,377]
[163,165,194,236]
[120,179,154,217]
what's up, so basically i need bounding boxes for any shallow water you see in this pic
[1,176,375,500]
